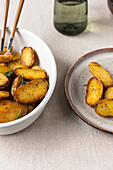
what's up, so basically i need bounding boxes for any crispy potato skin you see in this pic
[3,46,13,53]
[0,63,5,66]
[0,91,10,100]
[14,68,47,80]
[0,73,9,87]
[0,65,10,74]
[104,87,113,99]
[12,53,20,61]
[8,60,26,70]
[95,99,113,117]
[0,99,15,107]
[11,76,22,96]
[14,79,48,104]
[27,103,37,113]
[32,66,44,71]
[0,100,27,123]
[89,62,113,88]
[86,77,103,106]
[21,47,35,67]
[0,55,13,63]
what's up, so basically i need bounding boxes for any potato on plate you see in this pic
[0,73,9,88]
[21,47,35,67]
[85,77,103,106]
[0,65,10,74]
[104,87,113,99]
[14,68,47,80]
[11,76,22,96]
[0,54,13,63]
[0,100,27,123]
[14,79,48,104]
[89,62,113,88]
[8,60,27,70]
[95,99,113,117]
[0,91,10,100]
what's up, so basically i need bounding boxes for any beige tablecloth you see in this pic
[0,0,113,169]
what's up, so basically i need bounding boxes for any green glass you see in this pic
[54,0,88,35]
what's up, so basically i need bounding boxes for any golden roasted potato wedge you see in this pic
[12,52,20,61]
[14,79,48,104]
[0,101,27,123]
[21,47,35,67]
[8,60,26,70]
[86,77,103,106]
[11,76,22,96]
[0,54,13,63]
[32,66,44,71]
[0,91,10,100]
[3,46,13,54]
[0,73,9,87]
[104,87,113,99]
[95,99,113,117]
[14,68,47,80]
[0,65,10,74]
[27,103,37,113]
[89,62,113,88]
[0,63,5,66]
[0,99,15,108]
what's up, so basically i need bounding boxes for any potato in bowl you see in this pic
[0,28,57,135]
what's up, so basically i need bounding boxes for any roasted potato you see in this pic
[3,46,13,54]
[0,99,15,108]
[32,66,44,71]
[0,63,5,66]
[0,91,10,100]
[95,99,113,117]
[12,52,20,61]
[27,103,37,113]
[14,79,48,104]
[11,76,22,96]
[20,47,35,67]
[89,62,113,88]
[0,73,9,88]
[0,65,10,74]
[14,68,47,80]
[0,54,13,63]
[0,100,27,123]
[8,60,27,70]
[85,77,103,106]
[104,87,113,99]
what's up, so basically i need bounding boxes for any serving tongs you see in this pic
[1,0,10,52]
[5,0,25,56]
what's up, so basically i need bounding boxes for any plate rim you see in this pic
[65,47,113,133]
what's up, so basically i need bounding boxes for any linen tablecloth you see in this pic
[0,0,113,169]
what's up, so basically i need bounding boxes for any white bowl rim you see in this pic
[0,28,57,128]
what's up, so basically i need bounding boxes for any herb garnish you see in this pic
[16,110,21,120]
[20,77,24,86]
[20,77,28,86]
[24,80,28,84]
[5,69,14,77]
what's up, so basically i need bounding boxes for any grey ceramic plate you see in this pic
[65,48,113,133]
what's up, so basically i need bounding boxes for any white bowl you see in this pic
[0,28,57,135]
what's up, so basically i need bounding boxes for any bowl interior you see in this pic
[1,28,55,84]
[0,27,57,127]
